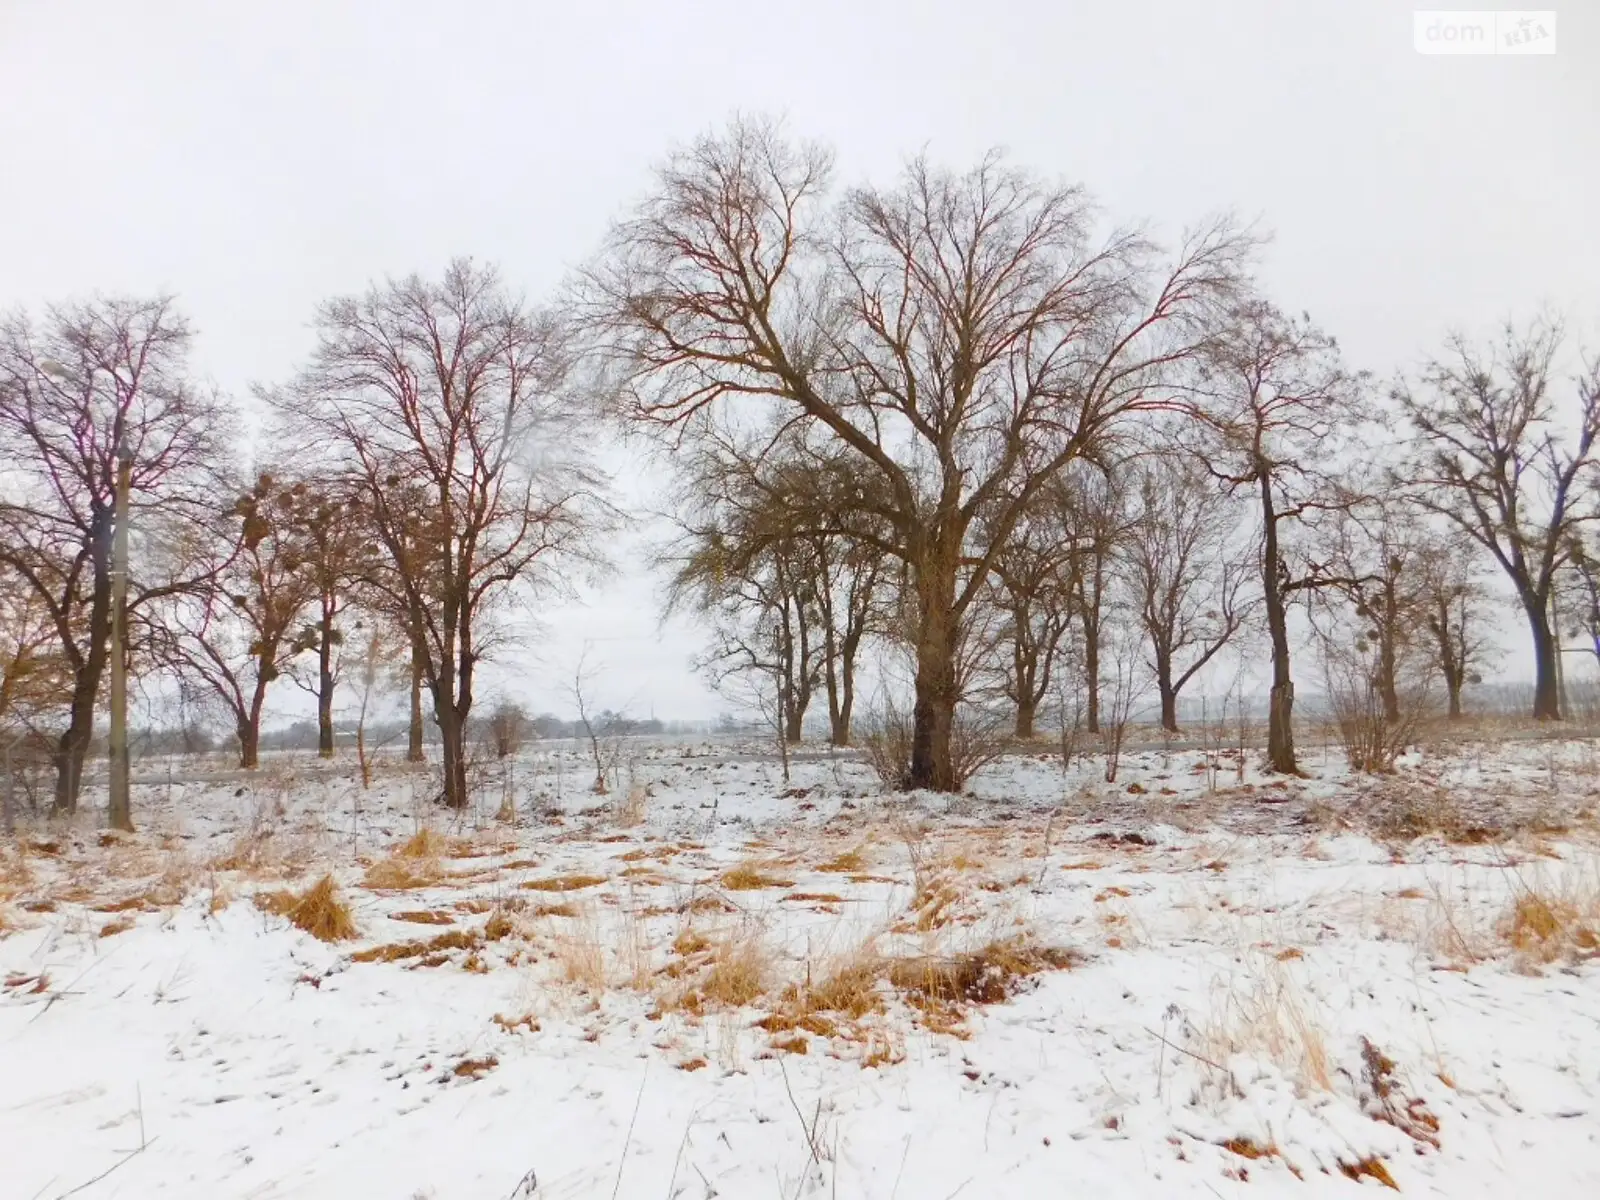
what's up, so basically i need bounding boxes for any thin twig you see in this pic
[53,1138,157,1198]
[778,1057,824,1200]
[610,1063,649,1200]
[1144,1026,1225,1072]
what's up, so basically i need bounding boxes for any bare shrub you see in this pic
[1325,653,1426,774]
[862,699,1005,792]
[486,701,528,761]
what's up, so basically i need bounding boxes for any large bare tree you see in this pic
[0,297,228,812]
[280,260,602,808]
[1194,299,1367,774]
[1121,451,1251,732]
[1398,318,1600,720]
[587,119,1249,790]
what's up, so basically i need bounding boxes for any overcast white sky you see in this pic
[1,0,1595,720]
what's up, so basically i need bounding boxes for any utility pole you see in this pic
[108,433,134,832]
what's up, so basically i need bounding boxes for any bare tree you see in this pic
[1193,299,1368,775]
[283,477,374,757]
[1065,464,1132,734]
[163,472,315,768]
[1417,535,1490,720]
[1398,317,1600,721]
[982,478,1077,738]
[587,119,1249,790]
[1121,451,1251,732]
[279,260,603,808]
[485,699,529,760]
[0,296,229,812]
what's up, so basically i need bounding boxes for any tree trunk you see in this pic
[1526,599,1561,720]
[1446,680,1464,719]
[1376,628,1400,723]
[317,617,336,758]
[407,647,425,762]
[237,719,260,770]
[1014,698,1036,740]
[907,567,958,792]
[1260,473,1299,774]
[784,706,804,744]
[1158,685,1178,734]
[1082,612,1101,735]
[53,530,113,813]
[833,630,861,747]
[436,698,468,808]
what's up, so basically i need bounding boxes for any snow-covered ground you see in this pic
[2,736,1598,1199]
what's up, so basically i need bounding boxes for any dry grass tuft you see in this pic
[351,927,483,963]
[521,873,607,892]
[817,848,866,874]
[1198,956,1332,1093]
[528,901,578,918]
[719,863,794,891]
[484,909,516,941]
[98,917,135,938]
[887,937,1080,1018]
[397,829,448,858]
[362,855,443,891]
[699,934,770,1007]
[254,875,358,943]
[1338,1157,1399,1191]
[392,910,455,925]
[1500,874,1600,964]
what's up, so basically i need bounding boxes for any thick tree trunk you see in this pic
[1433,600,1465,719]
[407,648,425,762]
[907,566,958,792]
[784,707,804,744]
[317,619,336,758]
[1260,474,1299,774]
[1376,628,1400,723]
[1159,685,1178,734]
[237,719,260,770]
[838,633,864,748]
[1014,699,1037,741]
[1527,601,1561,720]
[436,699,468,809]
[53,531,113,813]
[54,670,101,815]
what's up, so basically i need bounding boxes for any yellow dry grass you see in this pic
[720,863,794,891]
[817,847,867,874]
[1199,955,1332,1093]
[1501,876,1600,964]
[254,875,358,943]
[521,874,607,892]
[351,927,482,963]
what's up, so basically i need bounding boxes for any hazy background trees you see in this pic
[1399,318,1600,721]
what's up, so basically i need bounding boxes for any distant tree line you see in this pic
[3,118,1596,825]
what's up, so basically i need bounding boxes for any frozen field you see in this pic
[2,736,1598,1199]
